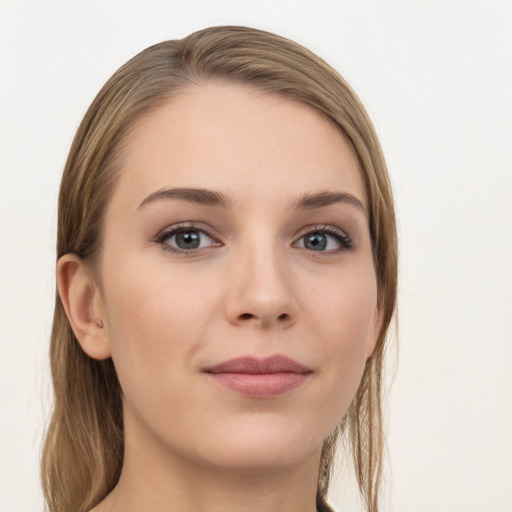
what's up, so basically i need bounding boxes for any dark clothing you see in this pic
[317,495,335,512]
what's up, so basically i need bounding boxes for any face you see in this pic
[95,81,380,473]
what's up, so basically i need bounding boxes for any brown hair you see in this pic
[42,25,397,512]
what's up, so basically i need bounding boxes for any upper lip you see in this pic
[204,355,312,374]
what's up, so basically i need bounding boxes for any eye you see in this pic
[156,224,219,253]
[294,226,353,252]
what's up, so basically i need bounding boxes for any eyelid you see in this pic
[293,224,354,252]
[152,222,354,255]
[154,222,222,254]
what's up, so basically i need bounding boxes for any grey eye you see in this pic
[304,233,328,251]
[295,229,349,252]
[177,231,200,249]
[166,229,215,250]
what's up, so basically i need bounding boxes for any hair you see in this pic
[42,25,397,512]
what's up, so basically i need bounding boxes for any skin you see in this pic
[58,81,381,512]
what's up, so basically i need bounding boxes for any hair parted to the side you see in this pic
[42,25,397,512]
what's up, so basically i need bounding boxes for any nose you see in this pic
[224,239,299,329]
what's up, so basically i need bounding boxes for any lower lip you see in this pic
[207,372,309,398]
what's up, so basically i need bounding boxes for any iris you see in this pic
[304,233,327,251]
[175,231,201,249]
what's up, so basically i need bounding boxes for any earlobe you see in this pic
[57,254,111,360]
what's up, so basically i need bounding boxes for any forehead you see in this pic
[111,81,366,213]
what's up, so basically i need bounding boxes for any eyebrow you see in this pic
[137,187,233,211]
[137,187,367,216]
[290,191,368,216]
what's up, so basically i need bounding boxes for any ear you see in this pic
[57,253,111,360]
[366,304,383,359]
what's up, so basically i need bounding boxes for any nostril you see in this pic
[238,312,289,322]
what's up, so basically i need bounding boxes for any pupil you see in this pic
[305,233,327,251]
[176,231,200,249]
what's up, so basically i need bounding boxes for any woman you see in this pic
[41,25,397,512]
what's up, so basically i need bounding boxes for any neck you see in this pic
[92,412,323,512]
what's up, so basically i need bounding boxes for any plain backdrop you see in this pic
[1,1,511,511]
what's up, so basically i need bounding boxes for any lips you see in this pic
[203,355,312,398]
[205,355,311,374]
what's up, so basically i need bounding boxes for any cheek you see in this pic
[305,267,377,414]
[101,259,220,397]
[306,264,377,350]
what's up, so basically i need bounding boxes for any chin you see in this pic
[197,445,318,475]
[185,419,324,473]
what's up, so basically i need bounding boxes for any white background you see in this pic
[1,1,511,511]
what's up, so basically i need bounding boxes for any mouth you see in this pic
[203,355,313,398]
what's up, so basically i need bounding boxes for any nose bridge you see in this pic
[225,225,297,328]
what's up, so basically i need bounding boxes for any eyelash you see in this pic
[300,224,354,252]
[154,223,354,255]
[154,223,220,255]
